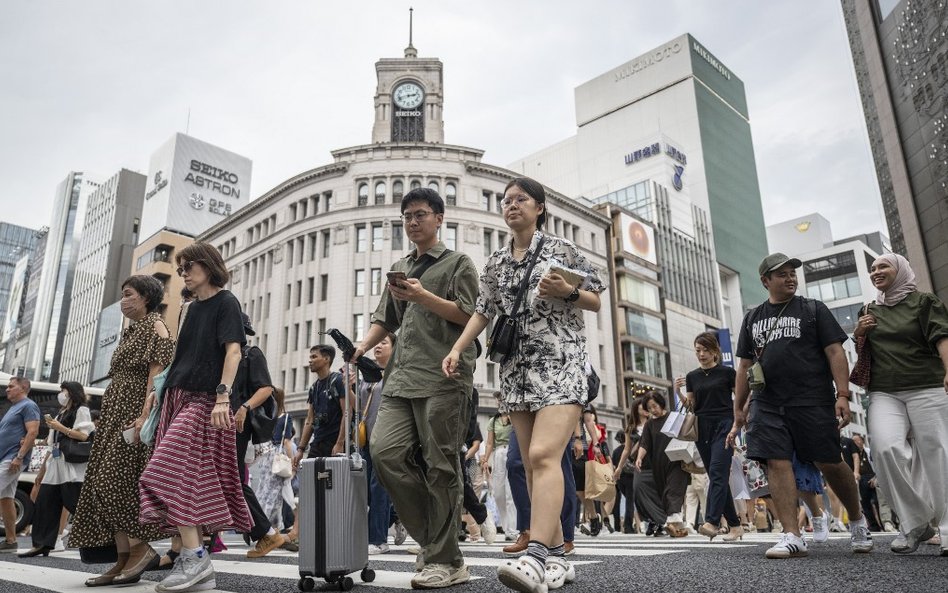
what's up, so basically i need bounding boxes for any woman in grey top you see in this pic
[444,177,605,593]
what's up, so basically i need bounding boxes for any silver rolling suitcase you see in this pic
[298,331,375,592]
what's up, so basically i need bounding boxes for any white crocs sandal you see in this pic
[497,556,549,593]
[545,556,576,590]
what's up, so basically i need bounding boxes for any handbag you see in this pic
[271,415,293,478]
[732,431,769,497]
[584,458,616,502]
[59,433,92,464]
[249,392,278,444]
[660,410,686,439]
[486,236,546,363]
[141,317,177,447]
[849,302,874,387]
[357,387,374,449]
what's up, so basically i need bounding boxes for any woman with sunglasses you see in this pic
[138,243,252,593]
[444,177,605,593]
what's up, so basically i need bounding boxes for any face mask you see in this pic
[58,392,69,407]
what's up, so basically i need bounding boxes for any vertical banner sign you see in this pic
[717,328,734,368]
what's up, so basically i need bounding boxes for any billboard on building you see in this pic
[89,301,123,386]
[2,255,30,343]
[618,213,657,265]
[139,133,252,243]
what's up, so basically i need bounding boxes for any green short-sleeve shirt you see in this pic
[867,292,948,393]
[371,242,478,398]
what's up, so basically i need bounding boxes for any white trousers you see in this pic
[683,472,709,526]
[492,445,518,534]
[868,387,948,538]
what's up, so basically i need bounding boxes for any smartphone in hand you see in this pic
[122,427,138,445]
[387,271,407,286]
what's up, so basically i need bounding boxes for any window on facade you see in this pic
[805,274,861,302]
[487,363,496,388]
[625,310,665,344]
[284,284,292,310]
[286,240,295,267]
[282,326,289,354]
[293,323,300,352]
[371,223,383,251]
[358,183,369,207]
[321,230,331,258]
[307,277,315,304]
[318,318,326,339]
[371,268,382,296]
[323,192,331,212]
[320,274,328,301]
[618,276,661,311]
[444,224,458,251]
[296,280,303,307]
[393,180,404,199]
[309,233,318,260]
[354,269,366,297]
[482,191,491,212]
[305,321,313,347]
[410,179,421,190]
[392,223,404,251]
[428,180,440,194]
[829,303,862,333]
[291,368,298,391]
[353,314,365,341]
[297,237,304,265]
[446,183,457,206]
[289,204,298,222]
[375,181,386,205]
[591,233,598,252]
[498,231,508,249]
[622,343,667,379]
[300,199,308,219]
[356,225,367,252]
[483,229,493,257]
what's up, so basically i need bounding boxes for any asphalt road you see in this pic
[1,530,945,593]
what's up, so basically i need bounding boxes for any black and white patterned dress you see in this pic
[475,231,606,412]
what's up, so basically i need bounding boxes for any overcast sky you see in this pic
[0,1,886,242]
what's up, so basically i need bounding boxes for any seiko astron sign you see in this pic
[139,133,252,241]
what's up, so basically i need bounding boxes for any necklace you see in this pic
[700,364,716,376]
[513,245,529,253]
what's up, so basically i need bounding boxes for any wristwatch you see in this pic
[216,384,230,396]
[566,287,581,302]
[241,403,251,412]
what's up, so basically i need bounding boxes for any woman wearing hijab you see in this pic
[854,253,948,555]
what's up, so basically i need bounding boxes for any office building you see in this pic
[59,169,146,384]
[842,0,948,301]
[0,224,40,370]
[199,40,622,432]
[22,173,102,382]
[509,33,768,378]
[767,212,890,436]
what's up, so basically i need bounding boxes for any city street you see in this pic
[1,530,945,593]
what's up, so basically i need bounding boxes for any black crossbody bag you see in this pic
[486,237,546,364]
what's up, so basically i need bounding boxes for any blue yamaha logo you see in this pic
[673,165,684,191]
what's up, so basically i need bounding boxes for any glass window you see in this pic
[375,181,386,205]
[358,183,369,207]
[286,240,294,267]
[296,280,302,307]
[309,233,318,261]
[320,274,328,301]
[482,191,491,211]
[444,224,458,251]
[483,229,493,257]
[625,310,665,344]
[284,284,291,310]
[356,225,367,252]
[633,344,667,379]
[618,276,661,311]
[846,275,861,298]
[446,183,457,206]
[371,223,383,251]
[392,223,404,251]
[410,179,421,190]
[393,180,404,198]
[321,230,331,258]
[354,269,365,296]
[428,180,440,193]
[353,314,365,341]
[371,268,382,296]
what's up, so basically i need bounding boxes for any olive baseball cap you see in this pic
[758,253,802,276]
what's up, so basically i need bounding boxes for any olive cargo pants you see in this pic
[370,387,470,567]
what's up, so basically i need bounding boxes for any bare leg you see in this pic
[766,460,802,536]
[816,461,863,523]
[178,525,201,550]
[0,499,17,543]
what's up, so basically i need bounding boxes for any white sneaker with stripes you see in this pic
[765,533,809,559]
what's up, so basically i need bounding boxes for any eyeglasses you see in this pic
[402,210,434,223]
[176,260,206,277]
[501,195,533,209]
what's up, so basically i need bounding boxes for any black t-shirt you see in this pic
[307,372,345,446]
[736,296,847,407]
[166,290,246,393]
[685,365,736,418]
[840,437,857,471]
[857,448,875,478]
[230,345,273,410]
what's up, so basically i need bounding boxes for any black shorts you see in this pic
[745,399,843,464]
[307,440,335,459]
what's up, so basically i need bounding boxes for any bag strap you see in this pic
[510,236,546,317]
[754,298,793,361]
[361,385,374,418]
[386,249,454,322]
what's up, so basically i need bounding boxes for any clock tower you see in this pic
[371,13,444,144]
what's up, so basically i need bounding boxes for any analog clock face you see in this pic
[393,82,424,109]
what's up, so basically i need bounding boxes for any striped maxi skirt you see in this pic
[139,387,252,535]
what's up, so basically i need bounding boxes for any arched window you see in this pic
[410,179,421,190]
[358,183,369,207]
[375,181,386,205]
[445,183,457,206]
[428,180,440,193]
[393,180,404,198]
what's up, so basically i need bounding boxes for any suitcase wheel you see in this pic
[298,577,315,592]
[339,576,354,591]
[361,568,376,583]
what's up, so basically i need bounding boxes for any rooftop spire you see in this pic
[404,7,417,58]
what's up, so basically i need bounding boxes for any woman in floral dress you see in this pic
[444,177,605,593]
[70,275,174,586]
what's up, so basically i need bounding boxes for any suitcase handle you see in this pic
[322,329,362,467]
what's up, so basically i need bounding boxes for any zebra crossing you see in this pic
[0,531,841,592]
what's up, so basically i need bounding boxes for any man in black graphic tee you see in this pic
[730,253,873,559]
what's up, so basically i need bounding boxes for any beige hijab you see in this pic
[874,253,917,306]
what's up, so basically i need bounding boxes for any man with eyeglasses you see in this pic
[352,187,479,589]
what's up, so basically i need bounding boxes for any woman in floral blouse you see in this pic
[444,176,605,593]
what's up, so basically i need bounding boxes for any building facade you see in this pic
[0,223,39,369]
[842,0,948,301]
[22,172,102,381]
[509,33,767,380]
[767,213,890,437]
[200,43,621,431]
[59,169,146,383]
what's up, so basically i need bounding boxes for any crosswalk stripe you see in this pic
[208,559,484,589]
[0,563,230,593]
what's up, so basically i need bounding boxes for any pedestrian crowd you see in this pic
[0,178,945,593]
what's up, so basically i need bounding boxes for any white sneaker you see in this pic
[849,518,874,554]
[410,563,470,589]
[765,533,808,559]
[545,556,575,590]
[505,530,519,542]
[480,514,497,546]
[811,515,829,543]
[368,543,390,555]
[52,537,66,553]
